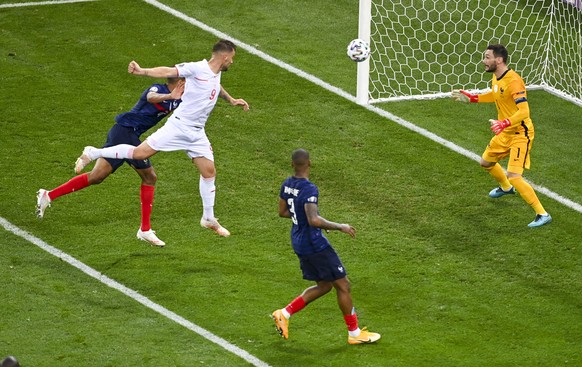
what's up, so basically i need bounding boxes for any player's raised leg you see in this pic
[37,159,112,218]
[74,142,158,174]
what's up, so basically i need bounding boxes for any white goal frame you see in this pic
[357,0,582,107]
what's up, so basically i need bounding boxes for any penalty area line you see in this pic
[0,0,96,8]
[0,216,272,367]
[144,0,582,215]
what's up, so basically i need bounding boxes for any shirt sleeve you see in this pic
[304,184,319,205]
[478,90,495,103]
[510,79,528,104]
[507,79,530,124]
[175,62,196,78]
[147,84,162,93]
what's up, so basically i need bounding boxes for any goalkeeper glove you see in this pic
[489,119,511,135]
[452,90,478,103]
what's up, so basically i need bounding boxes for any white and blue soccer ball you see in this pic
[347,38,371,62]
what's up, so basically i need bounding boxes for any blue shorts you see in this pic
[103,124,152,172]
[297,246,347,282]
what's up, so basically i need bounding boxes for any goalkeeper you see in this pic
[452,44,551,228]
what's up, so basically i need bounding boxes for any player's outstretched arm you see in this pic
[219,85,250,111]
[305,203,356,238]
[128,61,178,78]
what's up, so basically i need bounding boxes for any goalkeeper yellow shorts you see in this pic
[482,131,534,175]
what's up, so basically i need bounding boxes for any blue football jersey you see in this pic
[115,84,181,137]
[279,176,331,255]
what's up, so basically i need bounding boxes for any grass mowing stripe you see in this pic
[144,0,582,215]
[0,0,96,9]
[0,216,272,367]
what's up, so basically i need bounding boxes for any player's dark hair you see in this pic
[166,77,184,84]
[291,149,310,168]
[487,44,508,63]
[213,40,236,54]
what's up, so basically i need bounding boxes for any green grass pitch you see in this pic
[1,0,581,366]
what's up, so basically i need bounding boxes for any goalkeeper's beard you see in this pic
[484,64,496,73]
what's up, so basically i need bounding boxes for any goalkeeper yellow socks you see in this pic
[509,176,547,215]
[484,163,512,191]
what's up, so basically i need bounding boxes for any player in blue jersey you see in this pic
[36,78,185,247]
[271,149,381,345]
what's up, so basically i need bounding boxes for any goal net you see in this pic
[356,0,582,106]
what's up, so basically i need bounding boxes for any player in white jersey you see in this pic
[74,40,249,238]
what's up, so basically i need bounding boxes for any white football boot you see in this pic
[74,146,97,174]
[36,189,51,219]
[137,228,166,247]
[200,217,230,237]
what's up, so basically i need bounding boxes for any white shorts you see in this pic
[145,115,214,161]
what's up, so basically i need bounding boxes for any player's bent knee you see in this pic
[317,281,333,294]
[480,159,495,169]
[333,278,351,293]
[199,166,216,178]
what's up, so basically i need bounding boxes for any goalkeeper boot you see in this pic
[137,229,166,247]
[36,189,51,219]
[528,213,552,228]
[74,146,97,174]
[200,217,230,237]
[271,309,289,339]
[348,327,381,345]
[488,186,516,198]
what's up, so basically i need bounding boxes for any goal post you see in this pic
[356,0,372,105]
[357,0,582,107]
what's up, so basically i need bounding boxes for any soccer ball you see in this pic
[346,39,370,62]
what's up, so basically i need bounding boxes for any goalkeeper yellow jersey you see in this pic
[477,69,534,135]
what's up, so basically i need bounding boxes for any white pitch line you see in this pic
[0,217,272,367]
[0,0,96,8]
[144,0,582,215]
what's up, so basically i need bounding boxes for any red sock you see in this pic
[343,313,359,332]
[284,296,306,316]
[48,173,89,201]
[140,184,155,231]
